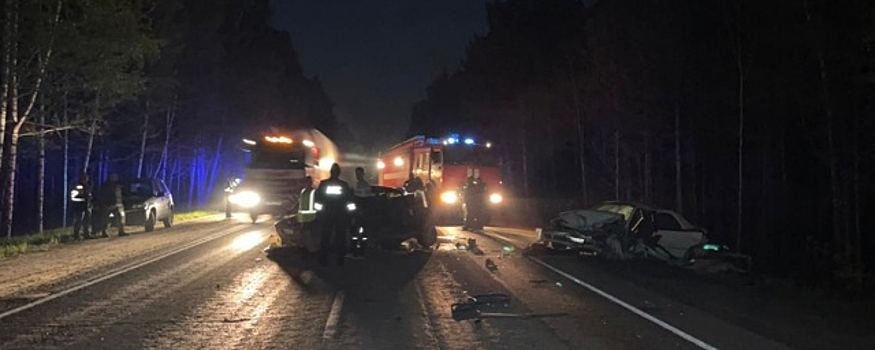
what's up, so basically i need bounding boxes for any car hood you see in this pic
[548,210,623,232]
[123,196,151,207]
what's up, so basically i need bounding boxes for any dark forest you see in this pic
[0,0,336,236]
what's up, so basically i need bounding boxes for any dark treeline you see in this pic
[411,0,875,286]
[0,0,337,237]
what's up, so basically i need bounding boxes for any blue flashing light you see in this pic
[447,138,457,145]
[464,138,475,145]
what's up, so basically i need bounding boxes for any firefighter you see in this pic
[463,169,487,231]
[70,172,93,240]
[314,163,355,266]
[98,173,127,237]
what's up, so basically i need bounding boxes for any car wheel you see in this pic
[162,210,173,228]
[145,210,156,232]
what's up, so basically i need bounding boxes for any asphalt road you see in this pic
[0,217,804,350]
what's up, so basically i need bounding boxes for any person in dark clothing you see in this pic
[350,167,374,258]
[462,169,487,231]
[98,173,127,237]
[223,176,236,218]
[314,163,355,266]
[403,172,424,193]
[70,172,93,239]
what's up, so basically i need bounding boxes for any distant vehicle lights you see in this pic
[377,160,386,169]
[490,193,503,204]
[229,191,261,208]
[441,191,459,204]
[464,138,475,145]
[264,136,292,144]
[302,139,315,147]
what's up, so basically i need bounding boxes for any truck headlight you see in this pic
[440,191,458,204]
[314,202,323,211]
[230,191,261,208]
[346,202,357,211]
[489,193,503,204]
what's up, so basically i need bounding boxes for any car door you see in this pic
[152,179,169,220]
[161,180,174,211]
[652,211,704,258]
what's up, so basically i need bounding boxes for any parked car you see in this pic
[121,178,174,232]
[535,201,707,261]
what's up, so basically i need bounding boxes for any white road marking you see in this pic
[530,258,720,350]
[478,227,720,350]
[0,228,245,321]
[323,291,345,339]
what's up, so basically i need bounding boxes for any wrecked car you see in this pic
[270,186,436,252]
[534,202,708,261]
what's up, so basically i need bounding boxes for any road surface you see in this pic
[0,216,862,349]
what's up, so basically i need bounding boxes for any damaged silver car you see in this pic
[534,202,708,261]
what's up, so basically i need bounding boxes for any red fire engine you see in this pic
[376,135,504,220]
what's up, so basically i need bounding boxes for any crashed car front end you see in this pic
[535,210,624,254]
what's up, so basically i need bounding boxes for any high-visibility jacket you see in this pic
[70,181,92,209]
[298,188,317,223]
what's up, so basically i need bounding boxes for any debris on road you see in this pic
[451,293,567,321]
[485,258,498,272]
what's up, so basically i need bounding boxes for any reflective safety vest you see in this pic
[70,183,91,204]
[298,188,317,223]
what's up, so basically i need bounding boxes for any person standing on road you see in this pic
[314,163,354,266]
[98,173,127,237]
[223,175,236,218]
[351,167,374,258]
[463,169,487,231]
[354,167,374,197]
[298,176,317,224]
[70,172,93,240]
[295,176,319,255]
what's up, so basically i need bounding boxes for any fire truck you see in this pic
[376,134,504,223]
[231,128,339,223]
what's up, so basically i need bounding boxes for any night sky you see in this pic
[269,1,488,150]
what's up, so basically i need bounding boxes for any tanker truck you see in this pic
[230,128,339,223]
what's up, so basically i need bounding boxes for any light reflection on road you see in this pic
[229,231,266,252]
[234,267,270,303]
